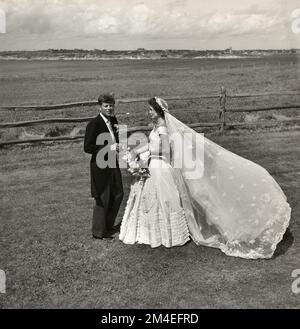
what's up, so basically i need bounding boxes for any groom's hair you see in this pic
[98,93,115,105]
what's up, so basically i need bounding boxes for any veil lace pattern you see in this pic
[165,112,291,259]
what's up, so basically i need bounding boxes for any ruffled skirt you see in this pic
[119,158,190,248]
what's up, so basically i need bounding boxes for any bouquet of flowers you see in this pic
[122,149,150,180]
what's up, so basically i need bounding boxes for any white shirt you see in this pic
[99,112,116,144]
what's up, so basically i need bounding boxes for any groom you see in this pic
[84,93,124,239]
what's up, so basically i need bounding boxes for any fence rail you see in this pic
[0,117,93,128]
[0,95,219,111]
[1,89,300,147]
[1,119,299,147]
[1,90,300,111]
[1,105,300,129]
[229,105,300,112]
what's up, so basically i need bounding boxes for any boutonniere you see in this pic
[113,124,119,133]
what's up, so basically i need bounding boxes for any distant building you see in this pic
[224,47,233,55]
[291,48,300,54]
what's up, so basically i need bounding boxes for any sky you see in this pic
[0,0,299,51]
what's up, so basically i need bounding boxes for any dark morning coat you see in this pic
[84,114,119,198]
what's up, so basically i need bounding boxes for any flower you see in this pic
[113,124,119,132]
[123,150,150,180]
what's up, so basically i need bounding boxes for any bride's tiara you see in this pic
[154,97,169,113]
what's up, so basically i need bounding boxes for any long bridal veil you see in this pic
[165,112,291,259]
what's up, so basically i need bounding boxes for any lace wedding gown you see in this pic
[119,126,190,248]
[119,113,291,259]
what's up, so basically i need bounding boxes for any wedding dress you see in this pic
[119,101,291,259]
[119,126,190,248]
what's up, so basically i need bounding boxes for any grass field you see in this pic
[0,128,299,309]
[0,56,299,105]
[0,57,300,308]
[0,56,300,142]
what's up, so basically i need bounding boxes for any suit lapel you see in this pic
[97,114,118,143]
[97,114,110,134]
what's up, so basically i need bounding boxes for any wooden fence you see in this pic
[0,89,300,146]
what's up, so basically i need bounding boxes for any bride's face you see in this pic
[148,106,158,121]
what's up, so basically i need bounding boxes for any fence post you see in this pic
[12,107,18,136]
[219,86,227,132]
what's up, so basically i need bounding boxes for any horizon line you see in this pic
[0,47,299,52]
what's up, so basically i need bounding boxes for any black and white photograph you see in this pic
[0,0,299,312]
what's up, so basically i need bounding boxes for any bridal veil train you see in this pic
[120,97,291,259]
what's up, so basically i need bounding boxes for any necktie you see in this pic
[107,118,116,143]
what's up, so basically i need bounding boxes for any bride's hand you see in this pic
[118,143,127,152]
[130,150,139,160]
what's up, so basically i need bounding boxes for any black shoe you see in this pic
[109,225,120,234]
[106,229,119,237]
[93,235,114,240]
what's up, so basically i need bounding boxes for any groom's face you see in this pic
[100,102,115,118]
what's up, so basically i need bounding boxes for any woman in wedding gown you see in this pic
[119,97,291,259]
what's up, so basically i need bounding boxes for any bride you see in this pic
[119,97,291,259]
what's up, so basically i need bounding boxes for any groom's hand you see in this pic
[110,143,119,152]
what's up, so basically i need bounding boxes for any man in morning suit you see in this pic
[84,93,124,239]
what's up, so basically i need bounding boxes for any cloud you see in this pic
[0,0,295,49]
[201,12,280,37]
[0,0,284,35]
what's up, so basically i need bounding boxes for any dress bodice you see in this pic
[148,125,170,167]
[149,126,168,155]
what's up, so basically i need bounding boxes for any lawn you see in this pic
[1,56,300,143]
[0,128,299,308]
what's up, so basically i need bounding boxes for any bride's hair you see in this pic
[148,97,165,118]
